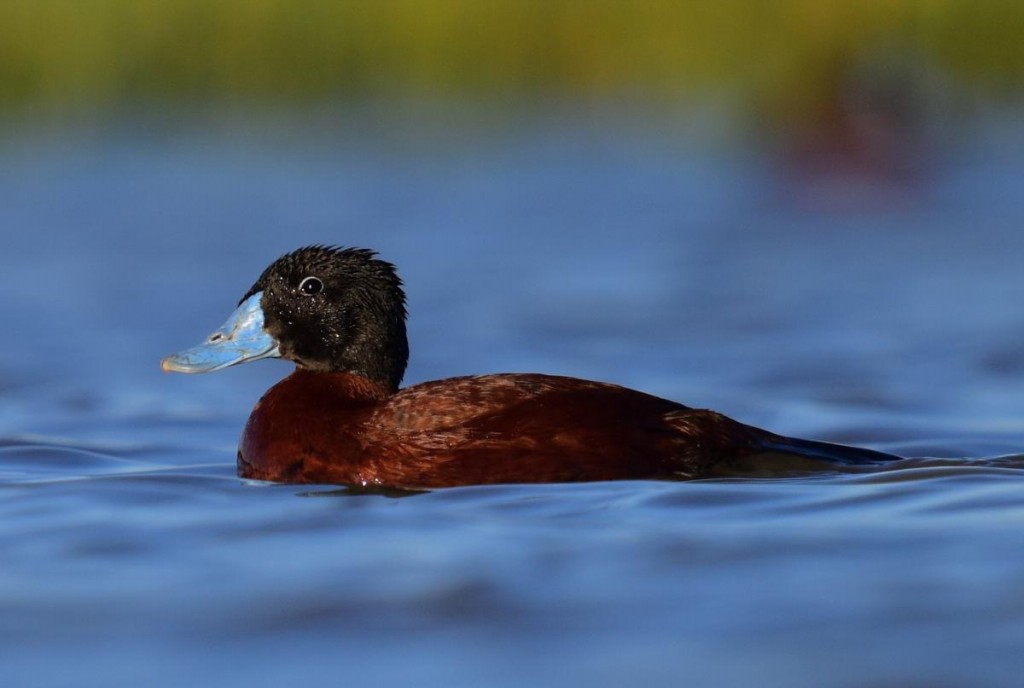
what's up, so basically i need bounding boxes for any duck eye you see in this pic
[299,276,323,295]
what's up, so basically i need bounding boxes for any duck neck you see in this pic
[334,312,408,393]
[287,368,393,402]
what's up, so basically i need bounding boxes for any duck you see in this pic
[161,245,898,488]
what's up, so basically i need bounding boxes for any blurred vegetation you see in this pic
[0,0,1021,113]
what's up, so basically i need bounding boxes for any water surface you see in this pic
[2,109,1024,686]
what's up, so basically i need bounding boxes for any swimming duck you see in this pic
[162,246,897,487]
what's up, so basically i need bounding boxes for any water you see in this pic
[3,107,1024,686]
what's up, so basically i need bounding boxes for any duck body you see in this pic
[238,370,770,486]
[163,246,898,488]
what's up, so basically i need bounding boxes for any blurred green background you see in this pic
[1,0,1020,118]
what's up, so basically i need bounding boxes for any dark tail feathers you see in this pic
[757,435,900,466]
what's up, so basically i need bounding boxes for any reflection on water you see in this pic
[2,109,1024,686]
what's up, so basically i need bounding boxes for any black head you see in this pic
[242,246,409,391]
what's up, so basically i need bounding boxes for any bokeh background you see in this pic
[4,0,1023,396]
[3,1,1022,112]
[4,3,1024,687]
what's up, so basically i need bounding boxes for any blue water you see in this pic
[3,107,1024,686]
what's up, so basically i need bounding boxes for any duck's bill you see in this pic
[161,292,281,373]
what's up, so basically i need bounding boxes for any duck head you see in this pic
[162,246,409,392]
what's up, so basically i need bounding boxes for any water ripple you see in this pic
[0,438,234,485]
